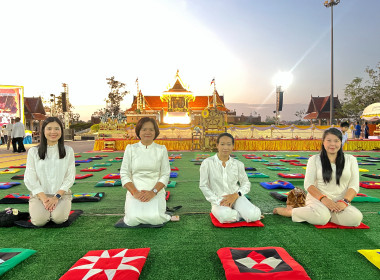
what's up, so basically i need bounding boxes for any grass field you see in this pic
[1,150,379,279]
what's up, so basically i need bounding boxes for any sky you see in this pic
[1,0,379,121]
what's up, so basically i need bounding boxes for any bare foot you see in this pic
[273,206,293,217]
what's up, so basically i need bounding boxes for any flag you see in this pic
[210,78,215,85]
[60,248,150,280]
[218,247,311,280]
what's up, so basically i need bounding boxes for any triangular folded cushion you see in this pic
[108,159,122,162]
[8,165,26,168]
[95,180,122,187]
[357,249,380,269]
[314,222,369,229]
[72,192,104,202]
[169,159,174,162]
[14,210,83,228]
[358,163,376,166]
[247,173,269,178]
[263,163,283,166]
[103,173,120,179]
[80,167,107,172]
[359,168,369,172]
[251,159,267,162]
[115,157,123,160]
[88,156,102,160]
[280,159,299,162]
[0,182,21,189]
[165,191,170,201]
[210,213,264,228]
[262,154,276,157]
[296,157,309,159]
[353,155,370,157]
[167,181,176,188]
[0,169,20,174]
[269,156,285,159]
[94,163,112,167]
[267,167,290,171]
[217,247,311,280]
[75,160,92,163]
[359,181,380,189]
[74,155,81,158]
[194,162,202,165]
[59,248,150,280]
[0,248,36,276]
[75,174,93,180]
[260,180,294,190]
[10,175,24,180]
[171,167,179,171]
[170,172,178,178]
[363,158,380,162]
[278,173,305,179]
[362,174,380,179]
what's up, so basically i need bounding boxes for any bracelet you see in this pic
[318,195,327,201]
[338,199,348,206]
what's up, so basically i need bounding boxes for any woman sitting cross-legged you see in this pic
[273,128,363,226]
[120,117,171,227]
[199,133,261,223]
[24,117,75,226]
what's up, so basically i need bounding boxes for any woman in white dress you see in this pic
[273,128,363,226]
[24,117,75,226]
[120,117,171,226]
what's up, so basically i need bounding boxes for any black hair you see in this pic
[320,128,345,185]
[135,117,160,140]
[38,117,66,160]
[217,133,234,145]
[340,122,349,128]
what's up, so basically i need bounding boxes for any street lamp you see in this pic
[324,0,340,125]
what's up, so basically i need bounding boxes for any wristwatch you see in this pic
[152,189,158,195]
[55,193,62,200]
[343,198,351,206]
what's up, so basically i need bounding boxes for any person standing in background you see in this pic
[354,121,361,139]
[6,119,14,150]
[364,122,369,139]
[11,117,26,153]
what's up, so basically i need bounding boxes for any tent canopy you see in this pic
[361,102,380,121]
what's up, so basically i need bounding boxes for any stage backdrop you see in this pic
[0,85,24,126]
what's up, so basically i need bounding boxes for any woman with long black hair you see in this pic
[24,117,75,226]
[274,128,363,226]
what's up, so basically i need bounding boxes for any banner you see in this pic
[0,85,24,125]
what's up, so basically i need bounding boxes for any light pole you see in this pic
[324,0,340,125]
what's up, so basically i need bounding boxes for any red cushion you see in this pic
[289,162,307,166]
[60,248,150,280]
[360,181,380,189]
[171,167,179,171]
[165,191,170,201]
[210,213,264,228]
[217,247,311,280]
[80,168,107,172]
[75,174,93,180]
[314,222,369,229]
[278,173,305,179]
[103,173,121,179]
[280,159,299,162]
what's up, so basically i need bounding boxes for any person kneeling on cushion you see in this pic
[24,117,75,226]
[273,128,363,226]
[199,133,261,223]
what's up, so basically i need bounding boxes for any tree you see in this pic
[105,76,129,116]
[338,62,380,120]
[41,95,80,123]
[294,109,306,121]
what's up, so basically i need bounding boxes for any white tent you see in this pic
[361,102,380,121]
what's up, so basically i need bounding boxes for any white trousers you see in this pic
[211,196,261,223]
[292,194,363,226]
[124,191,171,227]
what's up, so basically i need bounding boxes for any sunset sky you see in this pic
[1,0,379,120]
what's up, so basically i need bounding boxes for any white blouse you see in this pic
[120,141,170,192]
[304,154,359,200]
[24,145,76,196]
[199,154,251,206]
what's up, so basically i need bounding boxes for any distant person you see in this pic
[340,122,349,148]
[24,117,75,226]
[354,121,361,139]
[6,119,14,150]
[273,128,363,227]
[11,117,26,153]
[0,126,4,145]
[364,122,369,139]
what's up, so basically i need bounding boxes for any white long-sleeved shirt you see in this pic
[24,144,76,196]
[6,123,12,135]
[304,154,359,201]
[120,141,170,192]
[11,122,25,138]
[199,154,251,206]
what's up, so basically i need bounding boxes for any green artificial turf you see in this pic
[0,151,379,279]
